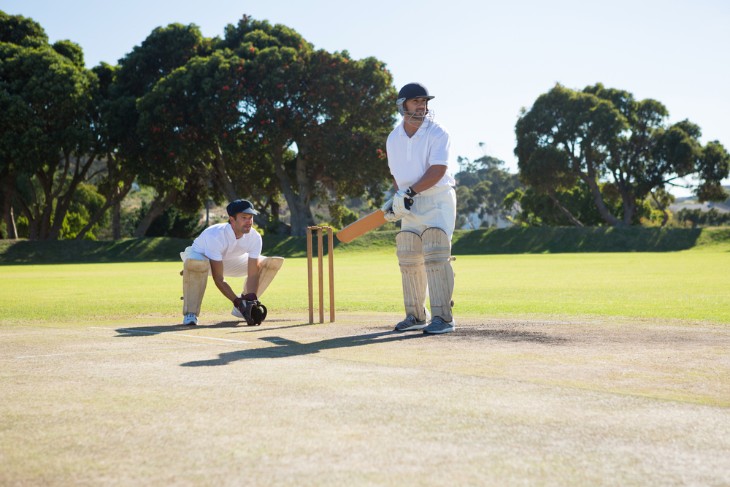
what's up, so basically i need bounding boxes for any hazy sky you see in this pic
[4,0,729,194]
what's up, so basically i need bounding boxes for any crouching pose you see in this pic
[179,199,284,326]
[383,82,457,334]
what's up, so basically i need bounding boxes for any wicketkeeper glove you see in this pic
[233,293,268,326]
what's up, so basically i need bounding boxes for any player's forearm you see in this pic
[411,165,447,193]
[213,279,239,302]
[244,275,259,295]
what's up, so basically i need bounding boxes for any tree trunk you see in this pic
[112,200,122,239]
[48,154,97,240]
[133,188,179,237]
[269,199,281,226]
[581,167,620,226]
[621,198,636,226]
[547,191,584,227]
[272,151,313,236]
[36,171,54,239]
[2,177,18,239]
[650,192,670,228]
[287,195,313,236]
[212,142,238,201]
[75,174,135,240]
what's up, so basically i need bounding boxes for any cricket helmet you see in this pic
[397,82,435,115]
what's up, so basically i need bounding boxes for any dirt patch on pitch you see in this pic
[447,324,570,344]
[440,316,726,347]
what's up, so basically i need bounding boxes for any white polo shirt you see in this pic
[386,119,455,190]
[190,223,262,262]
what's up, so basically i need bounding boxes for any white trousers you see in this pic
[180,246,256,277]
[400,185,456,238]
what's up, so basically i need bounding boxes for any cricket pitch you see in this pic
[1,313,728,486]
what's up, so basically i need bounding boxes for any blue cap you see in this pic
[226,199,258,216]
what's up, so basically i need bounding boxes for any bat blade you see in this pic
[336,210,388,243]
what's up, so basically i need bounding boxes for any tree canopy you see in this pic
[0,13,99,239]
[454,151,520,228]
[0,11,397,239]
[5,10,729,239]
[514,83,730,227]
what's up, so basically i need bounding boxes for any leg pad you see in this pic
[422,227,454,322]
[396,231,428,322]
[246,256,284,297]
[183,258,209,316]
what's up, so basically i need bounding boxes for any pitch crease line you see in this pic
[90,327,250,344]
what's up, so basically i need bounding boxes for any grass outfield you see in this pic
[1,249,729,324]
[1,248,729,485]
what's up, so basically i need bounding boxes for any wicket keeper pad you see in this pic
[246,256,284,296]
[396,231,428,322]
[422,227,454,322]
[183,258,209,316]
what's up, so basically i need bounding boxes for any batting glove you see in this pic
[380,197,401,222]
[392,187,417,217]
[383,210,402,223]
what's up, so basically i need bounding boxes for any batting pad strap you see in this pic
[396,231,428,322]
[183,258,209,316]
[422,227,454,322]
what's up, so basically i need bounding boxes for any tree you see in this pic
[0,11,47,48]
[136,50,253,211]
[505,181,623,227]
[515,83,730,227]
[454,152,520,228]
[74,62,137,240]
[219,16,396,235]
[0,14,98,240]
[107,23,211,237]
[1,13,396,239]
[60,182,108,239]
[0,11,48,238]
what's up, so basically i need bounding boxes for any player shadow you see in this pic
[114,319,304,338]
[180,330,427,367]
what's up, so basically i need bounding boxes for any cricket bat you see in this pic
[336,210,388,243]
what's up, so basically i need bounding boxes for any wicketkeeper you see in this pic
[179,199,284,326]
[382,82,457,334]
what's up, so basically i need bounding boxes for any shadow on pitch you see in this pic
[114,318,304,338]
[180,331,427,367]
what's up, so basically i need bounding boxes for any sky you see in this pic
[4,0,729,195]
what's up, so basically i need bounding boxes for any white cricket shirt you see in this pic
[191,223,262,261]
[386,119,456,190]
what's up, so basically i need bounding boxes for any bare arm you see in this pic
[209,259,239,302]
[410,165,447,193]
[244,257,260,295]
[393,165,448,194]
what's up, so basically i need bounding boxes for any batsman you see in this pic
[383,82,457,334]
[179,199,283,326]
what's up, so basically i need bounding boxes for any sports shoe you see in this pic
[423,316,455,334]
[183,313,198,326]
[394,314,428,332]
[231,306,244,319]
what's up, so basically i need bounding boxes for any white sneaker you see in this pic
[231,306,244,319]
[183,313,198,325]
